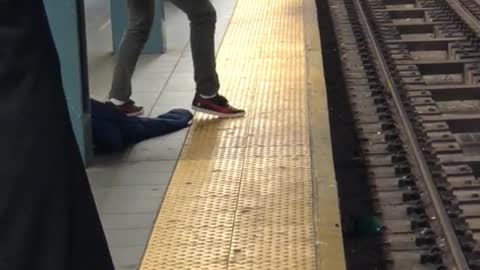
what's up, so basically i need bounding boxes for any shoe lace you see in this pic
[214,95,229,106]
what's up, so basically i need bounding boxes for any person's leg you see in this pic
[140,110,193,140]
[169,0,245,118]
[109,0,155,116]
[169,0,219,96]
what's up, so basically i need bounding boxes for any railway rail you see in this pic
[326,0,480,267]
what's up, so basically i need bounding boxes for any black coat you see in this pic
[0,1,115,269]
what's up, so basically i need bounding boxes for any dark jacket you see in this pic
[91,99,192,152]
[0,2,114,270]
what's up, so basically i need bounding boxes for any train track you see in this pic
[327,0,480,267]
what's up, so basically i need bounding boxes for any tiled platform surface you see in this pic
[84,1,237,269]
[137,0,345,269]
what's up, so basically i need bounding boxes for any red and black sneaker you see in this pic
[192,94,245,118]
[111,100,144,116]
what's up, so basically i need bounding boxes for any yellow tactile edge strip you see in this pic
[137,0,342,269]
[304,0,347,269]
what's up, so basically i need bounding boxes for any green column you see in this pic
[43,0,91,162]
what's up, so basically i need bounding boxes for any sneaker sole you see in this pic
[126,109,145,117]
[191,105,245,118]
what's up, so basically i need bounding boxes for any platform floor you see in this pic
[84,0,345,269]
[138,0,345,269]
[85,1,236,269]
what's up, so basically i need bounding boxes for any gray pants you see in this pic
[110,0,220,101]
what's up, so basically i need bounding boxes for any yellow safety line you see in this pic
[138,0,344,269]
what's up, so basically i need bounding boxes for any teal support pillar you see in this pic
[111,0,166,54]
[43,0,92,162]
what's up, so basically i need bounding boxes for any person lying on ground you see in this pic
[91,99,193,153]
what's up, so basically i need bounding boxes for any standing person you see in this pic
[0,1,115,270]
[109,0,246,118]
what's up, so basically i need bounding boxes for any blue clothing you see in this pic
[90,99,193,152]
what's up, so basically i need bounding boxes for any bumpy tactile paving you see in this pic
[139,0,320,269]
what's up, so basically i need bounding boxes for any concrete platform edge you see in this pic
[303,0,348,269]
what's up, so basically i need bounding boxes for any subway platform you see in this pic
[84,0,345,269]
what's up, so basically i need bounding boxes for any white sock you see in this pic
[199,94,217,99]
[110,98,126,106]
